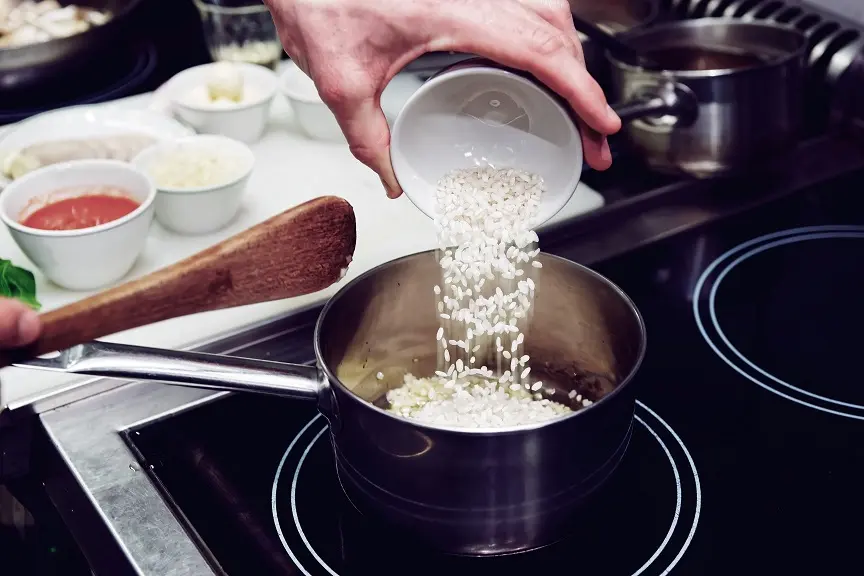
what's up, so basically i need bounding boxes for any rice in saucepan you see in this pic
[386,166,579,427]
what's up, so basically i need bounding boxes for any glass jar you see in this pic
[194,0,285,69]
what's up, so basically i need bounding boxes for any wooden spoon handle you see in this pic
[21,195,356,359]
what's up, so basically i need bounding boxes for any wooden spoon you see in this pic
[0,195,356,366]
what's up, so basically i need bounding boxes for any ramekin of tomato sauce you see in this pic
[0,159,156,291]
[20,187,142,231]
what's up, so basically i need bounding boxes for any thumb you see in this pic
[0,299,40,348]
[332,97,402,199]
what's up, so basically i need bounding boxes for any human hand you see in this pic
[0,298,41,349]
[265,0,621,198]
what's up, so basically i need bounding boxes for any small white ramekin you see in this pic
[0,159,156,291]
[170,62,278,144]
[280,61,345,142]
[132,135,254,236]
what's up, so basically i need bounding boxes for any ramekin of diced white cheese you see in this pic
[132,135,254,235]
[169,62,279,144]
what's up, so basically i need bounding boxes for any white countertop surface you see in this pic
[0,77,604,409]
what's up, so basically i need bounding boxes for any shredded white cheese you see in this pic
[146,145,246,190]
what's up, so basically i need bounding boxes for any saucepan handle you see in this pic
[612,81,699,126]
[16,341,324,401]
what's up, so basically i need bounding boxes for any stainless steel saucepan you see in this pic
[14,249,646,555]
[606,18,808,177]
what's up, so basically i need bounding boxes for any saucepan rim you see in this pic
[606,17,809,79]
[313,250,647,436]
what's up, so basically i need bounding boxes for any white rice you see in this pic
[386,374,571,428]
[384,166,575,427]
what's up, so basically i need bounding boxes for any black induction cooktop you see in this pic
[124,165,864,576]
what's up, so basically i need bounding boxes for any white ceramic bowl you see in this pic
[390,62,584,226]
[132,135,254,236]
[280,61,345,142]
[0,160,156,291]
[169,62,278,144]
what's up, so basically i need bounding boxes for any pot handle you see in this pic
[612,82,699,126]
[16,340,324,401]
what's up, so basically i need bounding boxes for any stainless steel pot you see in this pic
[607,19,808,177]
[26,251,646,555]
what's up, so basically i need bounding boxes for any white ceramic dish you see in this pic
[168,62,279,144]
[0,105,193,188]
[0,160,156,291]
[390,63,584,227]
[280,61,345,142]
[132,135,254,235]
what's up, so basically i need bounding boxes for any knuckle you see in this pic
[349,143,377,168]
[313,74,346,108]
[530,27,568,56]
[313,66,376,110]
[526,0,572,24]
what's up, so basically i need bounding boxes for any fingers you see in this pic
[521,0,616,170]
[433,1,621,163]
[520,0,583,52]
[578,120,613,170]
[329,95,402,199]
[0,299,40,349]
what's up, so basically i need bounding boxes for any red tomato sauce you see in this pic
[21,190,140,231]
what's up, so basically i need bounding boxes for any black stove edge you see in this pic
[15,419,141,575]
[121,432,230,576]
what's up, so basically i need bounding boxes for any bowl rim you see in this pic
[389,64,583,225]
[132,134,256,195]
[0,159,157,238]
[169,61,279,113]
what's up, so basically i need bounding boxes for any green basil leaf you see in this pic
[0,258,41,310]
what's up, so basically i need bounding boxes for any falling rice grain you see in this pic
[385,166,574,427]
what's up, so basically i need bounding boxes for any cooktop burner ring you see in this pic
[693,225,864,419]
[271,401,701,576]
